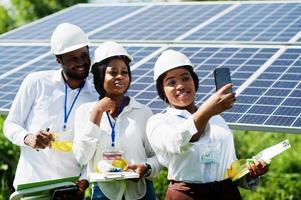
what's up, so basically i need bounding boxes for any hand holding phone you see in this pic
[214,68,233,94]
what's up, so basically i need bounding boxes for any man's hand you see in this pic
[24,130,54,150]
[51,179,89,200]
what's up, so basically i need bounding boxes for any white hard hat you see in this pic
[93,41,133,65]
[50,23,89,55]
[153,49,193,81]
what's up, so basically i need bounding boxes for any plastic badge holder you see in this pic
[102,150,127,171]
[51,130,73,152]
[91,150,139,182]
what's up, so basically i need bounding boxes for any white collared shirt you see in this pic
[4,70,98,188]
[146,107,237,183]
[73,97,161,200]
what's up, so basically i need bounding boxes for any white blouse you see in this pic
[73,97,160,200]
[146,107,237,183]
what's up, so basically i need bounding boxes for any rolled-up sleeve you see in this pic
[146,114,198,155]
[73,104,105,165]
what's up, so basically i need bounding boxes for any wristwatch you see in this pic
[143,163,152,177]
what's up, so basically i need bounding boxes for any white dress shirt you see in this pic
[73,97,161,200]
[4,70,97,188]
[146,107,237,183]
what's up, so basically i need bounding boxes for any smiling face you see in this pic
[58,46,90,81]
[163,67,196,109]
[103,58,130,97]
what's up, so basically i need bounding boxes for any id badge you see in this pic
[201,143,221,164]
[97,148,127,173]
[102,148,123,160]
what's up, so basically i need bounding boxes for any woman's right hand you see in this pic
[199,83,236,118]
[90,97,116,125]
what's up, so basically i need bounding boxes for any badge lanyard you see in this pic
[63,81,85,129]
[106,97,126,148]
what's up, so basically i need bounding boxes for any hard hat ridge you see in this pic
[92,41,133,65]
[50,23,89,55]
[153,49,193,81]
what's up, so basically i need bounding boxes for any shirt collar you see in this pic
[53,69,64,83]
[166,106,192,118]
[53,69,95,93]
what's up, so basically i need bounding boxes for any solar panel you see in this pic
[0,45,49,75]
[0,45,160,113]
[127,45,278,112]
[185,3,301,42]
[226,48,301,131]
[0,1,301,133]
[89,4,230,40]
[0,5,142,41]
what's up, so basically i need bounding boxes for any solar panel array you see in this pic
[1,2,301,133]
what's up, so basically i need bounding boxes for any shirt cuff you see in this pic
[18,131,31,147]
[179,116,198,152]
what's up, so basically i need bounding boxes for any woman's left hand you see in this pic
[247,158,269,178]
[125,163,148,178]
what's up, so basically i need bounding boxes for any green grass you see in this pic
[1,114,300,200]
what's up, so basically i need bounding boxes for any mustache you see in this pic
[76,63,90,69]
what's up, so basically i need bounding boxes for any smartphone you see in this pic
[50,185,78,199]
[214,68,232,93]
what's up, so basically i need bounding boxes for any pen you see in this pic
[36,128,50,152]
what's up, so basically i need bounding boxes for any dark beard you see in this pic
[62,65,90,81]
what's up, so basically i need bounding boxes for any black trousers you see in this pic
[165,179,242,200]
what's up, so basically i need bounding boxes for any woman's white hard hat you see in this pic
[92,41,133,65]
[153,49,193,81]
[50,23,89,55]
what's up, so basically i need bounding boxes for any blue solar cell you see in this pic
[293,118,301,127]
[274,107,301,116]
[220,113,241,123]
[265,116,295,126]
[238,114,268,124]
[282,98,301,107]
[241,88,266,95]
[248,105,276,115]
[136,91,157,99]
[257,97,284,105]
[227,104,249,113]
[265,89,291,97]
[250,80,274,88]
[0,46,50,73]
[273,81,298,88]
[236,95,258,104]
[257,73,281,80]
[185,3,301,42]
[290,90,301,97]
[280,74,301,81]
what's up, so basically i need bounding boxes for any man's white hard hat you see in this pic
[50,23,89,55]
[153,49,193,81]
[92,41,133,65]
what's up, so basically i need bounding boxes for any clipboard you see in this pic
[227,139,291,181]
[10,176,79,200]
[89,171,139,182]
